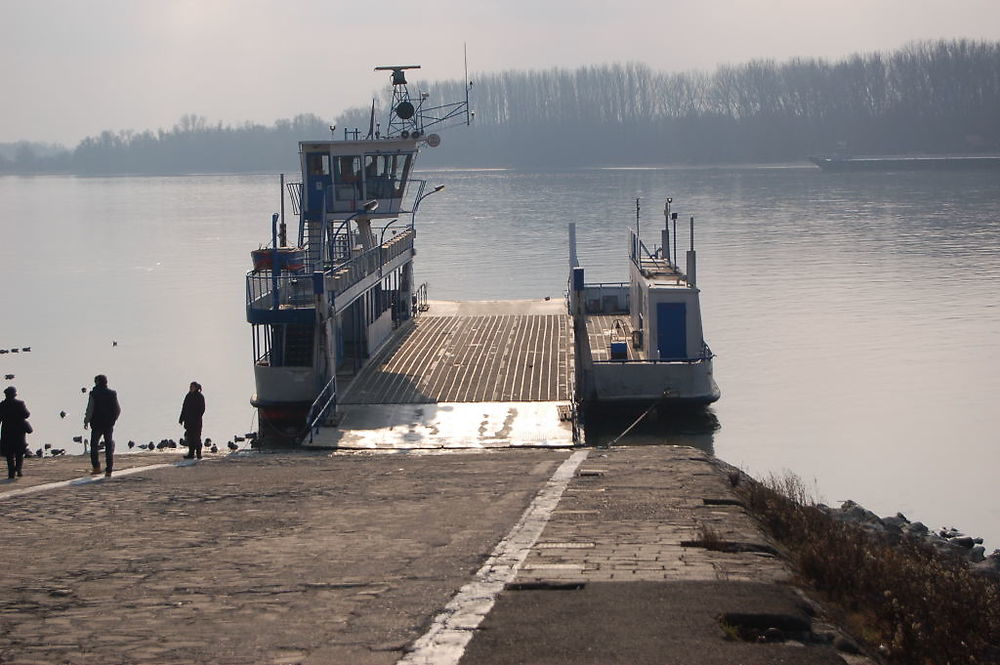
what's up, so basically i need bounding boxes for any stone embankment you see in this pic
[818,499,1000,576]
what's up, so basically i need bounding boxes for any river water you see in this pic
[1,167,998,547]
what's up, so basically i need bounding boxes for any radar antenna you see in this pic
[374,63,472,139]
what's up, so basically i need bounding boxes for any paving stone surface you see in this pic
[0,449,568,665]
[3,451,203,489]
[459,446,872,665]
[516,446,791,585]
[1,446,872,665]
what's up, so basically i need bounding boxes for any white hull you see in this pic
[589,359,719,404]
[252,365,320,405]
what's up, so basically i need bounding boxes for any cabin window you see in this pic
[307,153,330,176]
[362,153,412,200]
[395,154,412,197]
[334,156,362,203]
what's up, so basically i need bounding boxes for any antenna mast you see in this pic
[375,65,422,138]
[375,58,473,139]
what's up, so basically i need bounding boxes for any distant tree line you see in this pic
[2,39,998,174]
[0,114,333,175]
[422,39,1000,167]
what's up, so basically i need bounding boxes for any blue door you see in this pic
[304,152,332,221]
[656,303,687,359]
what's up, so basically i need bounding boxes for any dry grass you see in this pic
[697,522,725,550]
[737,472,1000,665]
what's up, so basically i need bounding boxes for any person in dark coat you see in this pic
[84,374,121,477]
[179,381,205,459]
[0,386,30,480]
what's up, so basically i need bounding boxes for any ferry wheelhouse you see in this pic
[246,65,469,440]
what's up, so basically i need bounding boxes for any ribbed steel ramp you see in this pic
[307,300,576,449]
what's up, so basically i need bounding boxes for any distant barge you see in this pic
[810,155,1000,172]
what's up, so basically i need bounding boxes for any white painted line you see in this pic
[397,449,589,665]
[0,460,199,500]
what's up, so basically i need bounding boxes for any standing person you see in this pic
[84,374,121,477]
[0,386,30,480]
[179,381,205,459]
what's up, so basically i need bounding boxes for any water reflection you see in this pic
[581,405,720,454]
[2,167,999,547]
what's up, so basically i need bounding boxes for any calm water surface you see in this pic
[1,167,998,547]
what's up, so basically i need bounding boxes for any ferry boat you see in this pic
[245,65,470,441]
[569,200,720,407]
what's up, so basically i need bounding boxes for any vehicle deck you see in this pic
[584,313,639,361]
[307,300,576,449]
[341,300,573,404]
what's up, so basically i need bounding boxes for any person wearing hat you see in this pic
[179,381,205,459]
[0,386,31,480]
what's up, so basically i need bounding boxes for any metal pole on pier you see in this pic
[279,174,287,247]
[635,198,640,238]
[270,213,280,310]
[686,216,697,288]
[672,211,678,266]
[662,198,672,262]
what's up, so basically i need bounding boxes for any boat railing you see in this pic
[327,228,415,298]
[581,281,629,290]
[302,374,338,445]
[629,231,660,267]
[250,228,417,312]
[380,226,416,265]
[329,234,353,264]
[579,282,629,315]
[286,181,303,215]
[327,248,380,296]
[592,342,714,365]
[246,271,315,316]
[414,282,429,315]
[630,229,685,279]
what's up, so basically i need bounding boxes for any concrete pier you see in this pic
[0,448,871,664]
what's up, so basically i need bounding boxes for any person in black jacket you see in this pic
[84,374,121,477]
[0,386,30,480]
[179,381,205,459]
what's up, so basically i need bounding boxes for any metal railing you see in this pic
[630,229,682,276]
[380,226,415,265]
[327,228,415,299]
[246,272,315,317]
[302,375,337,445]
[579,282,630,314]
[286,181,303,215]
[414,282,429,315]
[248,229,415,316]
[591,342,715,365]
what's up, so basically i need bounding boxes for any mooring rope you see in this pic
[605,401,659,447]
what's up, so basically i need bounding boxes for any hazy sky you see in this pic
[3,0,1000,146]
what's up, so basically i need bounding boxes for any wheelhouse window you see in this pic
[334,156,362,203]
[307,153,330,175]
[363,153,412,200]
